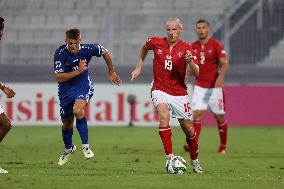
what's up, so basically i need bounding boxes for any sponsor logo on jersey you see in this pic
[166,55,172,59]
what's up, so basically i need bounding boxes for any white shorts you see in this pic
[150,90,193,120]
[0,105,4,114]
[191,85,225,115]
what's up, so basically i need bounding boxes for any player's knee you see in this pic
[73,107,84,119]
[159,114,170,125]
[193,111,203,120]
[215,115,225,124]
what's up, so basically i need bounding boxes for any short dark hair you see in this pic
[196,19,210,27]
[0,17,5,30]
[66,28,80,40]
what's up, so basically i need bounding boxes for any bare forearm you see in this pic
[186,59,199,77]
[55,70,80,83]
[135,44,148,69]
[190,62,199,76]
[103,51,115,73]
[218,59,229,79]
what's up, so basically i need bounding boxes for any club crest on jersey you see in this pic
[166,55,172,59]
[178,52,183,57]
[194,49,198,53]
[208,49,213,54]
[157,49,163,54]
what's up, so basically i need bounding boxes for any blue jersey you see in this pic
[54,44,103,106]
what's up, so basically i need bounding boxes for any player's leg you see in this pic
[183,110,204,152]
[192,110,204,142]
[61,116,75,151]
[215,114,227,154]
[58,116,76,166]
[184,85,208,152]
[58,101,76,166]
[0,113,12,143]
[209,87,227,153]
[0,111,12,174]
[171,94,202,173]
[179,119,202,173]
[156,103,173,158]
[151,90,173,159]
[73,98,94,159]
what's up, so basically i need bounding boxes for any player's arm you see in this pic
[131,42,148,81]
[215,57,229,88]
[0,82,16,98]
[185,50,199,77]
[55,59,87,83]
[102,48,121,86]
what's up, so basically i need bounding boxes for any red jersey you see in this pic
[146,37,198,96]
[191,37,227,88]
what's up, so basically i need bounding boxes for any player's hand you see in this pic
[78,59,88,74]
[185,50,193,63]
[109,71,122,86]
[2,87,16,98]
[215,76,224,88]
[131,68,141,81]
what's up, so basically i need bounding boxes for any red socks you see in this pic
[218,121,228,146]
[159,125,173,155]
[186,132,199,160]
[193,120,201,142]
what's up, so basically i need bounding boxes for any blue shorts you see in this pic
[59,87,94,119]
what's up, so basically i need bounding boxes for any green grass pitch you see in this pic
[0,126,283,189]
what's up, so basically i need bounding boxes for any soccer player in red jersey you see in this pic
[184,19,229,154]
[0,17,16,174]
[131,18,203,173]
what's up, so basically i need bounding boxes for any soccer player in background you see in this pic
[184,19,229,154]
[131,18,203,173]
[54,28,121,166]
[0,17,16,174]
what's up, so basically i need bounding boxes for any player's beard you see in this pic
[198,33,208,40]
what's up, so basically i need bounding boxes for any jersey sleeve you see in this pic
[53,50,66,74]
[145,37,156,50]
[87,44,104,57]
[216,41,227,59]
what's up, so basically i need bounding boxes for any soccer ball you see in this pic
[166,156,187,174]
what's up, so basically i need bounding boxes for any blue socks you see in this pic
[62,128,73,149]
[76,118,88,145]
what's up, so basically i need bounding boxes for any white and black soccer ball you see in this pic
[166,156,187,174]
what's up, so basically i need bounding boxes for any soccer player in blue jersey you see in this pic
[54,28,121,166]
[0,17,16,174]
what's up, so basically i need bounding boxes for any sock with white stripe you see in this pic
[159,125,173,155]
